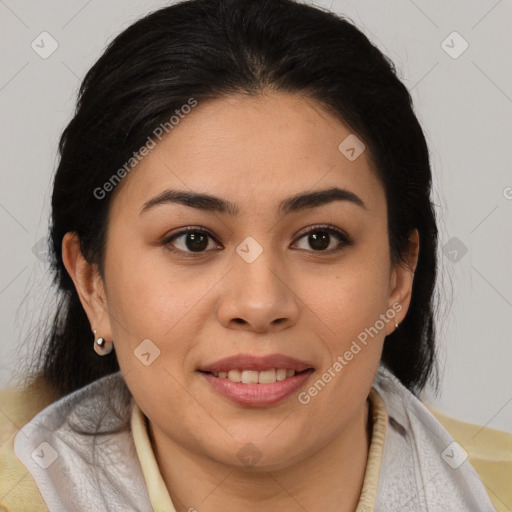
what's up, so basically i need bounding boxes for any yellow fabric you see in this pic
[356,388,388,511]
[130,387,389,511]
[427,404,512,512]
[0,376,57,512]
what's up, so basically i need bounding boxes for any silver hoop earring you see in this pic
[93,329,113,356]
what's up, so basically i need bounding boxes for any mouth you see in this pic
[199,368,311,384]
[197,354,315,407]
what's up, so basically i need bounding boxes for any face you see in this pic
[64,92,418,471]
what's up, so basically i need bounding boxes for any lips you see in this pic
[200,370,314,406]
[198,353,314,373]
[198,353,315,406]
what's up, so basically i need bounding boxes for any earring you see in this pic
[395,320,399,329]
[93,329,113,356]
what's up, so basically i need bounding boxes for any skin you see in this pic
[63,91,419,512]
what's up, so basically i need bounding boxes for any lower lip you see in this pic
[199,370,314,407]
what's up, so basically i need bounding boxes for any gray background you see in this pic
[1,0,511,433]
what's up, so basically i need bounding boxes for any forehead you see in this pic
[111,92,385,217]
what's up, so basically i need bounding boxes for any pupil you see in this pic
[310,232,329,251]
[186,232,208,252]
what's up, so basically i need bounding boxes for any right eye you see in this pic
[162,227,222,256]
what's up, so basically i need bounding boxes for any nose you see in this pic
[216,250,300,333]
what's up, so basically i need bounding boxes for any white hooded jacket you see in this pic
[12,364,498,511]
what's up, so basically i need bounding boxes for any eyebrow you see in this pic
[139,186,367,217]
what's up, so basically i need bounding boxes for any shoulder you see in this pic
[0,375,60,511]
[427,404,512,512]
[372,366,502,510]
[6,372,150,511]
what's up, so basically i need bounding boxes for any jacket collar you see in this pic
[372,366,496,511]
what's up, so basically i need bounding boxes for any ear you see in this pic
[384,228,420,335]
[61,232,113,341]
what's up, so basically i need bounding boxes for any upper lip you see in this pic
[199,354,314,373]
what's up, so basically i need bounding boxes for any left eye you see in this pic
[293,226,350,253]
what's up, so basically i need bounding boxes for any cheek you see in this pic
[297,252,391,406]
[298,259,390,419]
[104,242,220,373]
[305,250,391,338]
[105,239,180,328]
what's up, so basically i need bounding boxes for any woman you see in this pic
[0,0,509,510]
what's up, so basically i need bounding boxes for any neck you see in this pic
[149,399,371,512]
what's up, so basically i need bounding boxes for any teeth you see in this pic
[258,369,276,384]
[227,369,241,382]
[276,369,287,381]
[241,370,259,384]
[211,368,297,383]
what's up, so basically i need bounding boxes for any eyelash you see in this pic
[161,224,352,258]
